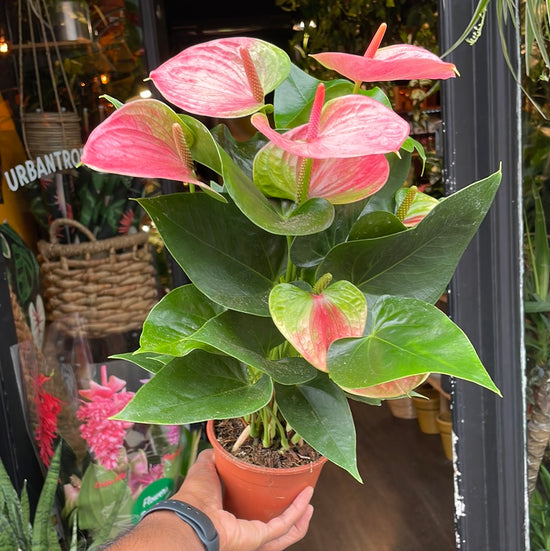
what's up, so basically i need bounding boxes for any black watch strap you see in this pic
[140,499,220,551]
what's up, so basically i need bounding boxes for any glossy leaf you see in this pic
[275,375,361,481]
[319,170,501,304]
[138,193,287,316]
[349,211,406,240]
[138,285,225,356]
[269,280,367,371]
[291,201,368,268]
[190,310,318,385]
[327,295,500,395]
[115,352,273,424]
[251,93,410,159]
[150,37,291,118]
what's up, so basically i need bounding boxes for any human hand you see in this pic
[172,449,314,551]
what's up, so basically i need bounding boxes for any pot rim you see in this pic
[206,419,328,476]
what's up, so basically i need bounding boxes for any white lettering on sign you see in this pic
[4,148,83,192]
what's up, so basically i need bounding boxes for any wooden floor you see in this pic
[291,399,455,551]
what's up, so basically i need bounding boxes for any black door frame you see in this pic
[439,2,527,550]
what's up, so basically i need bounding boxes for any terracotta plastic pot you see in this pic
[436,411,453,460]
[412,386,440,434]
[387,396,417,419]
[206,420,327,522]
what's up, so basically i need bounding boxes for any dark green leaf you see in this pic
[291,201,368,268]
[115,351,273,424]
[138,284,225,356]
[139,193,287,316]
[319,170,501,304]
[191,310,317,385]
[327,295,500,395]
[275,375,361,481]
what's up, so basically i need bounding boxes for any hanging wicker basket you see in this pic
[21,111,82,160]
[37,218,158,339]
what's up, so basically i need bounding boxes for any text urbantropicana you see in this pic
[4,148,83,191]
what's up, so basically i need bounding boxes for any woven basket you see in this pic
[37,218,158,338]
[22,112,82,160]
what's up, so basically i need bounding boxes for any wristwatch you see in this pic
[140,499,220,551]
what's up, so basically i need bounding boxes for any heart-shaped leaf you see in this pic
[138,285,225,356]
[115,351,273,424]
[275,375,361,481]
[327,295,500,395]
[319,170,501,304]
[138,193,287,316]
[269,280,367,371]
[191,310,318,385]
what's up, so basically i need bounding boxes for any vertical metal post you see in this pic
[439,2,527,549]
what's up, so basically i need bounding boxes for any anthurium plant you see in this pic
[81,23,502,481]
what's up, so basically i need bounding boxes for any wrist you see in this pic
[140,499,220,551]
[106,511,204,551]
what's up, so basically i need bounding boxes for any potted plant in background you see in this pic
[80,23,502,521]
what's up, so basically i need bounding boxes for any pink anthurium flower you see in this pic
[81,99,211,190]
[342,374,429,399]
[269,276,367,372]
[395,186,439,227]
[251,83,410,160]
[311,23,457,84]
[149,37,291,118]
[254,140,390,204]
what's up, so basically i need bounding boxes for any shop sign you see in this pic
[4,148,83,192]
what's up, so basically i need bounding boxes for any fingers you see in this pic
[258,494,314,551]
[259,487,314,544]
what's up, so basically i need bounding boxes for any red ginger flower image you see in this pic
[77,364,134,470]
[34,374,63,467]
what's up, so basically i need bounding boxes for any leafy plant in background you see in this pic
[0,445,73,551]
[530,463,550,550]
[443,0,550,117]
[80,25,501,481]
[276,0,440,79]
[525,185,550,493]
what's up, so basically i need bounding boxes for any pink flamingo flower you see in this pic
[269,276,367,372]
[251,83,409,160]
[251,83,409,204]
[149,37,291,118]
[81,99,209,190]
[311,23,457,85]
